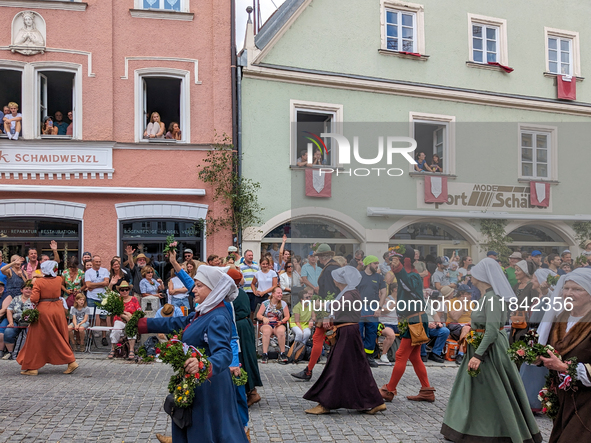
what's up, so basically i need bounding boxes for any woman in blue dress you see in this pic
[132,251,248,443]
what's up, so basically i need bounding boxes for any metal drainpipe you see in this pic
[236,63,243,250]
[231,0,241,249]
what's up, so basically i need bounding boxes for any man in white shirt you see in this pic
[85,255,110,345]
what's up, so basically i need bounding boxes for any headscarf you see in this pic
[194,265,239,315]
[532,268,557,285]
[331,265,362,301]
[470,258,515,302]
[538,268,591,345]
[515,260,530,276]
[40,260,58,277]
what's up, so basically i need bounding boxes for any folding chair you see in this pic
[85,306,116,354]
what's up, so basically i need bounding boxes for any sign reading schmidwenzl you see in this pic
[0,146,112,172]
[417,181,552,212]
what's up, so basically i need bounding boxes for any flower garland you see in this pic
[156,332,211,408]
[538,377,560,419]
[124,310,146,337]
[136,346,155,364]
[232,367,248,386]
[21,308,39,325]
[558,357,579,391]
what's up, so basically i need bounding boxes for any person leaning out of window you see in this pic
[165,121,182,140]
[143,112,165,139]
[42,116,58,135]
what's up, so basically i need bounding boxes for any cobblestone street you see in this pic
[0,354,553,442]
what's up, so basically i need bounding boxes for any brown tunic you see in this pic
[548,310,591,443]
[16,276,75,370]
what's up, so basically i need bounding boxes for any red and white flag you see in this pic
[305,168,331,198]
[557,75,576,100]
[530,181,550,207]
[424,175,448,203]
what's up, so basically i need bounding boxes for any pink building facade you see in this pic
[0,0,233,273]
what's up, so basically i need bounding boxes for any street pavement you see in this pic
[0,354,553,442]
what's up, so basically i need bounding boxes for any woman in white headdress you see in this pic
[130,252,248,443]
[536,268,591,443]
[302,266,386,415]
[441,258,542,443]
[17,261,78,376]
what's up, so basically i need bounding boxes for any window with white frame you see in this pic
[410,113,455,175]
[548,36,572,76]
[0,68,22,138]
[385,9,416,52]
[136,70,189,143]
[290,100,343,168]
[381,1,425,55]
[520,130,551,179]
[468,14,508,66]
[139,0,186,11]
[38,70,76,138]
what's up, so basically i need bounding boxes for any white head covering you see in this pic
[470,258,515,301]
[515,260,530,276]
[40,260,58,277]
[331,266,362,301]
[532,268,557,285]
[194,265,239,315]
[538,268,591,345]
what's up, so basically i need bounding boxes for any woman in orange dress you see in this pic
[17,261,78,376]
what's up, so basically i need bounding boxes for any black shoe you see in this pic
[101,337,108,346]
[367,355,379,368]
[261,354,268,364]
[421,354,428,362]
[291,368,312,381]
[279,352,288,363]
[428,353,445,363]
[455,354,464,365]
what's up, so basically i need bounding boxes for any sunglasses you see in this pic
[119,288,130,292]
[286,265,293,268]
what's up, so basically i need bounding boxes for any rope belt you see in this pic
[38,298,61,302]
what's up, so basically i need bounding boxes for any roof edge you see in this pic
[254,0,306,51]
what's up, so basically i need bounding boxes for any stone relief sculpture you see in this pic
[10,11,46,55]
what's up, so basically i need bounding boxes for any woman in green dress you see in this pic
[441,258,542,443]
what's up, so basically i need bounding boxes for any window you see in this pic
[137,0,187,11]
[38,70,75,138]
[385,10,415,52]
[520,131,550,179]
[467,14,508,66]
[544,28,580,77]
[0,69,22,138]
[135,69,190,143]
[380,1,425,55]
[548,37,571,75]
[410,112,455,175]
[290,100,343,167]
[472,24,498,63]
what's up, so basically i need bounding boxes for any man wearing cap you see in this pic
[357,255,387,368]
[239,250,259,316]
[530,250,542,269]
[292,244,340,381]
[79,251,92,270]
[487,251,498,260]
[301,252,321,295]
[182,248,194,265]
[505,251,522,287]
[431,257,456,291]
[228,246,241,263]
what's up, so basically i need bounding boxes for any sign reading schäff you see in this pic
[0,146,113,172]
[417,181,552,212]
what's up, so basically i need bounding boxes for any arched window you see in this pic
[507,225,568,255]
[390,222,470,260]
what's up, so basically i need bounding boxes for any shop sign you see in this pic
[0,146,112,172]
[0,228,78,238]
[417,181,552,212]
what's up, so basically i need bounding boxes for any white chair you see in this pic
[85,306,116,354]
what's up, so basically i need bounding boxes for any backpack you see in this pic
[143,336,159,357]
[285,341,307,364]
[114,337,130,358]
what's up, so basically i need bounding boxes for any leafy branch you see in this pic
[573,222,591,248]
[480,219,512,265]
[197,133,263,238]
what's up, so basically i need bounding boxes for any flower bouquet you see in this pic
[21,308,39,325]
[124,310,146,337]
[310,243,320,253]
[465,331,484,378]
[574,254,588,268]
[388,245,406,257]
[163,235,178,255]
[546,274,560,287]
[507,341,530,364]
[397,318,409,336]
[97,289,124,317]
[232,367,248,386]
[156,332,211,408]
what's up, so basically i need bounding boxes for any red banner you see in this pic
[305,168,331,198]
[424,175,448,203]
[557,75,576,100]
[530,181,550,207]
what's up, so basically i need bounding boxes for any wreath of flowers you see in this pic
[135,346,155,364]
[232,367,248,386]
[538,378,560,419]
[388,245,406,257]
[21,307,39,325]
[124,310,146,337]
[156,332,211,408]
[557,357,579,391]
[507,341,561,365]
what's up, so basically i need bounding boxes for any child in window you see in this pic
[68,293,90,352]
[3,102,22,140]
[430,154,443,173]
